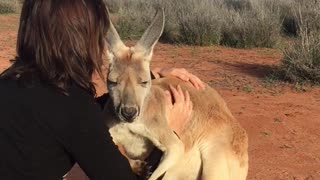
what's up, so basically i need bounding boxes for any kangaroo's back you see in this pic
[152,77,249,179]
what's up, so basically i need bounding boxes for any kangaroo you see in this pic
[103,9,248,180]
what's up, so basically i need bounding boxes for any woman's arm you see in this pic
[58,97,138,180]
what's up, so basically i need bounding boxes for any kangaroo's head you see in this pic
[105,9,165,123]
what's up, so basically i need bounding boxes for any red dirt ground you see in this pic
[1,14,320,180]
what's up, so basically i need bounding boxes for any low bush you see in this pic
[105,0,284,48]
[175,0,223,45]
[279,1,320,84]
[0,0,19,14]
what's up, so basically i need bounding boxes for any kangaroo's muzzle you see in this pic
[119,106,139,122]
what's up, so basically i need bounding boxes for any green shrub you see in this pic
[0,0,18,14]
[221,0,282,48]
[175,0,223,45]
[278,0,298,36]
[105,0,284,47]
[224,0,251,11]
[108,1,161,40]
[280,36,320,85]
[105,0,320,52]
[115,8,152,40]
[279,1,320,84]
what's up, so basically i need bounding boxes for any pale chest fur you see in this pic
[108,122,154,160]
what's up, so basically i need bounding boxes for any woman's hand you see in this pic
[152,67,205,90]
[165,85,193,136]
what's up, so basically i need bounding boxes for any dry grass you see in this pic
[105,0,284,48]
[0,0,19,14]
[175,0,224,45]
[104,0,320,84]
[279,0,320,85]
[221,0,282,48]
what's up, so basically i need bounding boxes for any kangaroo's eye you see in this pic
[107,80,118,86]
[140,81,149,87]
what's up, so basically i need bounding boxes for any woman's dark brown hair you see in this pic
[0,0,109,95]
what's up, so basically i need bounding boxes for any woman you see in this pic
[0,0,204,179]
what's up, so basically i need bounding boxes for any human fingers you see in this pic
[171,71,190,81]
[151,67,162,79]
[169,85,182,104]
[187,100,193,118]
[183,90,193,123]
[176,68,188,74]
[165,90,173,109]
[172,69,205,90]
[184,90,191,108]
[177,85,184,99]
[188,73,205,90]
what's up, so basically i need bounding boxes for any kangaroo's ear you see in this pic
[134,8,165,61]
[105,9,127,62]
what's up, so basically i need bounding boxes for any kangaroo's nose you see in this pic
[121,107,138,122]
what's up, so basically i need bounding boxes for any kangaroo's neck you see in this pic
[140,85,167,120]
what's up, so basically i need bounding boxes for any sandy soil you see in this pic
[1,14,319,180]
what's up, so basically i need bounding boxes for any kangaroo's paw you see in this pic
[129,159,147,176]
[148,144,184,180]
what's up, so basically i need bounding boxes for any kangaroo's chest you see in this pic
[108,122,154,160]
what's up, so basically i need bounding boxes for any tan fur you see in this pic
[104,9,248,180]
